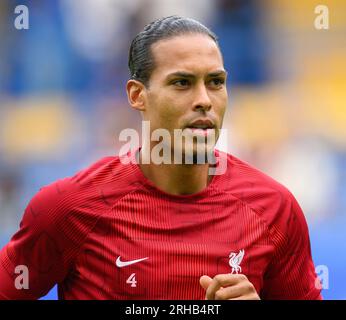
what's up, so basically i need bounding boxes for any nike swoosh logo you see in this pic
[116,256,149,268]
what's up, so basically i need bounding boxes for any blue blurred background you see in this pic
[0,0,345,299]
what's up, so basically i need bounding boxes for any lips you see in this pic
[184,119,216,137]
[186,119,215,130]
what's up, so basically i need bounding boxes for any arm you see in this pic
[261,194,322,300]
[0,181,76,300]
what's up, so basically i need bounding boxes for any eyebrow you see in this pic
[166,70,228,79]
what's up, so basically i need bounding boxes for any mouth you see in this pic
[186,119,215,130]
[184,119,216,137]
[186,119,215,129]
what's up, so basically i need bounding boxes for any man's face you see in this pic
[143,33,228,158]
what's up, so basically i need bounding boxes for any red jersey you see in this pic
[0,150,321,299]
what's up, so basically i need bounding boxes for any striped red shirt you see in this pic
[0,150,321,299]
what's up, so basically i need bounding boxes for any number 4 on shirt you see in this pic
[126,273,137,287]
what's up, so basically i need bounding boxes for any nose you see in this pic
[193,83,212,112]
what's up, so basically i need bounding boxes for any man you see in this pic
[0,16,321,300]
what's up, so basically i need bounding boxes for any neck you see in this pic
[138,146,212,195]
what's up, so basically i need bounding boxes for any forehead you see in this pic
[150,34,224,77]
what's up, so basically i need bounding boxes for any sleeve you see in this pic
[261,192,322,300]
[0,179,81,300]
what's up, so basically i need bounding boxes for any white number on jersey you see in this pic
[126,273,137,287]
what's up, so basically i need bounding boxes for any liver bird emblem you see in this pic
[229,249,245,274]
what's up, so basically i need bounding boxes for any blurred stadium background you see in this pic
[0,0,345,299]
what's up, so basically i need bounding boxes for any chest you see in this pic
[70,197,274,299]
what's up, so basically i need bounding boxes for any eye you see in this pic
[172,79,190,87]
[209,78,225,87]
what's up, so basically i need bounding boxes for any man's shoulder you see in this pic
[26,155,138,222]
[33,156,118,199]
[223,152,290,191]
[221,151,296,215]
[221,152,308,243]
[13,155,140,251]
[48,155,137,194]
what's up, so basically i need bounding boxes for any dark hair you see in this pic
[128,15,219,87]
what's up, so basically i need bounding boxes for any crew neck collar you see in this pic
[125,147,223,200]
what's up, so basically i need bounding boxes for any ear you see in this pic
[126,79,147,111]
